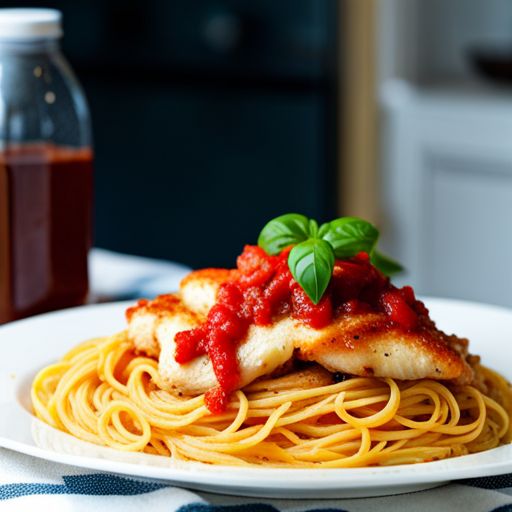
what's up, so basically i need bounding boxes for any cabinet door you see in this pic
[91,80,333,269]
[382,91,512,307]
[420,151,512,306]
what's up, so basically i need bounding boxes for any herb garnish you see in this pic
[258,214,402,305]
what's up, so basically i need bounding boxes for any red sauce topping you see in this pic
[175,246,424,413]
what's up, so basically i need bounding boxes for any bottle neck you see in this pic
[0,37,60,55]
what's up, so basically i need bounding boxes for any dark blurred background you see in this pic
[5,0,341,269]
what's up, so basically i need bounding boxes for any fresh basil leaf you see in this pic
[321,217,379,259]
[258,213,311,255]
[317,222,330,238]
[288,238,335,305]
[371,250,404,277]
[309,219,319,238]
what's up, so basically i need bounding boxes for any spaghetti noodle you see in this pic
[31,330,512,468]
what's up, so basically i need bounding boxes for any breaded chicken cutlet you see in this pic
[126,255,473,398]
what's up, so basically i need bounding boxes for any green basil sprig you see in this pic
[287,238,335,305]
[258,214,403,305]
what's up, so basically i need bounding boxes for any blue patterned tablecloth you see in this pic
[1,448,512,512]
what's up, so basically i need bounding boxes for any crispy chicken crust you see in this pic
[126,268,474,395]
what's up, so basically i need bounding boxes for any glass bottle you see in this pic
[0,8,93,324]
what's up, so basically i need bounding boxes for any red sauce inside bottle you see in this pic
[175,245,425,414]
[0,144,93,323]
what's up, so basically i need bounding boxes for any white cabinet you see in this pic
[381,81,512,307]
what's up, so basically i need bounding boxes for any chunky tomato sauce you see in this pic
[175,245,425,413]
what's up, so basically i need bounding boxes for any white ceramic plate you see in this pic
[1,298,512,499]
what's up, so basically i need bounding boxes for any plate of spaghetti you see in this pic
[2,215,512,498]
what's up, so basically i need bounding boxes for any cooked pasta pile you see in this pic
[31,331,512,468]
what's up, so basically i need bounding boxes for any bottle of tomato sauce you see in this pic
[0,9,93,324]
